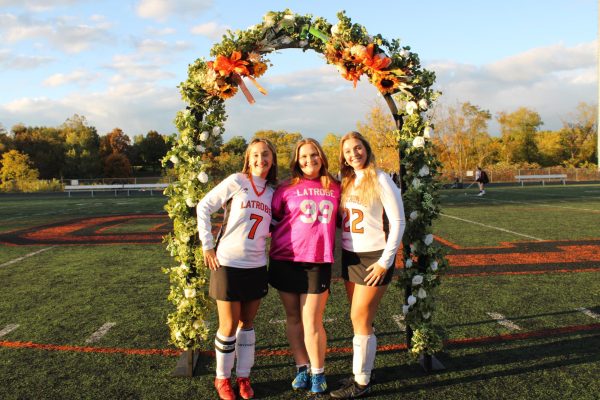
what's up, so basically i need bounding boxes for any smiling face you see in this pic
[342,137,368,171]
[247,141,273,179]
[298,143,322,179]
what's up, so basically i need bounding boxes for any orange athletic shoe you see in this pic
[214,377,236,400]
[236,377,254,399]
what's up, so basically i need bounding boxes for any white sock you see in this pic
[352,334,377,386]
[214,332,236,379]
[235,327,255,378]
[311,366,324,375]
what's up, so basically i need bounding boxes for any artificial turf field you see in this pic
[0,184,599,399]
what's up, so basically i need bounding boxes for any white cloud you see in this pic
[0,48,54,69]
[146,26,177,36]
[0,0,84,12]
[0,13,113,53]
[43,69,100,87]
[190,21,229,40]
[2,83,183,135]
[135,0,213,22]
[134,38,191,54]
[428,40,597,132]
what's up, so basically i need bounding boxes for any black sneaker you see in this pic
[329,377,370,399]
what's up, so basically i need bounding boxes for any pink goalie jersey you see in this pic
[269,178,340,263]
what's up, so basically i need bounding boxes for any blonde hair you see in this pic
[290,138,336,189]
[339,131,380,206]
[242,138,278,186]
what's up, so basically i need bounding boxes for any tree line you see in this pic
[1,100,597,191]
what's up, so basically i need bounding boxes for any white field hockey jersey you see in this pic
[197,173,273,269]
[341,169,406,269]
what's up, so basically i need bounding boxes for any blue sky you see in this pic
[0,0,596,141]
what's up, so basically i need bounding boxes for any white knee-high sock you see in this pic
[235,327,255,378]
[215,332,236,379]
[352,334,377,386]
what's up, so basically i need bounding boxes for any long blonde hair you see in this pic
[242,138,278,186]
[339,131,380,205]
[290,138,336,189]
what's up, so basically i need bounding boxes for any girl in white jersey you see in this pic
[330,131,406,399]
[196,138,278,400]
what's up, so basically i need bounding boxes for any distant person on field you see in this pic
[330,131,406,399]
[196,138,278,400]
[475,166,489,196]
[268,138,341,395]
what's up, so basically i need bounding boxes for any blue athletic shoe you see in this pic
[291,368,310,391]
[310,373,328,394]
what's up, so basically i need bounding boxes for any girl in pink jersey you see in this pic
[197,138,278,400]
[268,138,340,395]
[330,131,405,399]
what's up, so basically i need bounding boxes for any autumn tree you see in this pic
[12,124,65,179]
[497,107,543,165]
[321,133,341,174]
[356,101,398,172]
[535,130,564,167]
[433,102,493,179]
[133,130,170,172]
[559,102,597,167]
[0,150,39,183]
[103,153,132,178]
[61,114,101,178]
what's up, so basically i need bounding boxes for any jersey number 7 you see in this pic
[248,213,263,239]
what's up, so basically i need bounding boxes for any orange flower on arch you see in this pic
[212,51,250,77]
[371,71,400,94]
[360,43,392,71]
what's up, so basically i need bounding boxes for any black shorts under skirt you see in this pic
[209,265,268,302]
[341,249,394,286]
[268,258,332,294]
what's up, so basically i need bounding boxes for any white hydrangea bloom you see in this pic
[412,136,425,148]
[423,126,433,139]
[410,211,418,220]
[185,198,196,208]
[412,274,423,286]
[417,288,427,299]
[170,155,179,164]
[418,165,430,177]
[199,131,209,141]
[198,172,209,183]
[430,261,439,271]
[406,101,418,115]
[408,295,417,306]
[184,288,196,298]
[424,234,434,246]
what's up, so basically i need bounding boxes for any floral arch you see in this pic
[163,9,448,368]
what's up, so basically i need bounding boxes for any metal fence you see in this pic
[440,167,600,184]
[60,177,174,186]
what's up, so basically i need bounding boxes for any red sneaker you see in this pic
[236,377,254,399]
[214,377,236,400]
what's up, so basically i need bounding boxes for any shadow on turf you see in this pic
[373,331,600,396]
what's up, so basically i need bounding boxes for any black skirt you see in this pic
[209,265,268,301]
[268,258,332,294]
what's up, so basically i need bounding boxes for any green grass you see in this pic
[1,185,599,399]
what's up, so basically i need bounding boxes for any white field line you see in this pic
[486,312,522,330]
[85,322,117,344]
[440,213,545,241]
[576,307,600,321]
[0,324,19,338]
[392,314,406,332]
[0,246,56,268]
[478,196,600,213]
